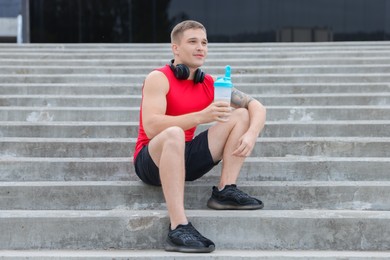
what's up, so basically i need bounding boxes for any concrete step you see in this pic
[1,49,390,59]
[0,121,389,138]
[0,157,132,182]
[2,57,390,66]
[1,181,390,211]
[0,76,385,95]
[0,107,134,121]
[0,107,139,121]
[1,83,389,96]
[1,64,390,75]
[1,42,390,51]
[1,209,390,250]
[1,137,390,157]
[0,94,140,107]
[1,82,390,95]
[0,137,133,157]
[2,106,390,121]
[267,106,390,121]
[0,41,388,49]
[257,93,390,106]
[261,121,390,138]
[1,74,390,84]
[1,157,389,182]
[1,42,390,49]
[1,93,389,107]
[2,249,390,260]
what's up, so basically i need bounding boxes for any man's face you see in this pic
[172,28,208,69]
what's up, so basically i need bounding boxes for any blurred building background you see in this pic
[1,0,390,43]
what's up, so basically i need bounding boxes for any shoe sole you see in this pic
[207,198,264,210]
[165,239,215,253]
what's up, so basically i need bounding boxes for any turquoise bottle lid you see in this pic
[214,65,233,88]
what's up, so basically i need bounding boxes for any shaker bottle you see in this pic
[214,65,233,105]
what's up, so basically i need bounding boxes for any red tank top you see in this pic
[133,64,214,161]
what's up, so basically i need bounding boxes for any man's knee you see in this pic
[163,126,185,139]
[161,126,185,147]
[147,126,185,171]
[232,108,250,124]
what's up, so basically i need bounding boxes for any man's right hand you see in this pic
[199,101,232,123]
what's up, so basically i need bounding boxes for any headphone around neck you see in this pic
[169,59,205,84]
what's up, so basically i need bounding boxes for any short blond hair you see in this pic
[170,20,207,44]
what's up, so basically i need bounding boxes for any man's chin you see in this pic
[193,60,205,68]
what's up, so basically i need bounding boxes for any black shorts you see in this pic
[134,130,219,186]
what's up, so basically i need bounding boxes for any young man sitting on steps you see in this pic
[133,20,266,253]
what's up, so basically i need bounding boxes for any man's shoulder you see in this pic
[145,64,170,80]
[147,69,165,79]
[204,73,215,84]
[143,69,169,95]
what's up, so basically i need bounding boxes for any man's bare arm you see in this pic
[230,88,255,109]
[230,87,266,137]
[141,71,200,139]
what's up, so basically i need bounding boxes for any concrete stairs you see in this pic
[1,42,390,259]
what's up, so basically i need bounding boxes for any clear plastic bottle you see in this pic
[214,65,233,105]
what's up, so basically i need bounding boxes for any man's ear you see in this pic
[171,43,179,56]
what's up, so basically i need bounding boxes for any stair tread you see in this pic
[3,180,390,186]
[1,249,390,259]
[1,156,389,162]
[1,209,390,218]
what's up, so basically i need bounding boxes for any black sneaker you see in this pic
[165,222,215,253]
[207,184,264,210]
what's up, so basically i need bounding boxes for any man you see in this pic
[133,20,266,253]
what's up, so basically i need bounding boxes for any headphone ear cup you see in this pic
[169,60,204,83]
[173,64,190,80]
[193,68,205,84]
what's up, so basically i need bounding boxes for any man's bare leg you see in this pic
[208,108,250,189]
[148,127,215,252]
[148,126,188,229]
